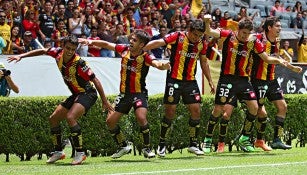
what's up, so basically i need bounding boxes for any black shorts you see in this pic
[114,92,148,114]
[163,78,201,105]
[61,89,98,112]
[215,75,256,105]
[251,78,284,106]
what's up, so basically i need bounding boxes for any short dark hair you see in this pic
[238,19,253,31]
[262,16,280,32]
[189,19,205,33]
[63,35,79,46]
[133,29,151,45]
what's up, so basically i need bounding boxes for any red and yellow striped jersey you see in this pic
[115,44,153,94]
[47,47,96,95]
[251,33,280,80]
[220,30,264,77]
[163,31,207,81]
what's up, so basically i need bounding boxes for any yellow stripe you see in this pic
[121,52,129,93]
[229,43,238,74]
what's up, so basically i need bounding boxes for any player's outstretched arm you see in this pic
[78,38,116,51]
[151,60,171,70]
[7,48,48,63]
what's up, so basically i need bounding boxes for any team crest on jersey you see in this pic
[136,56,144,63]
[179,35,184,43]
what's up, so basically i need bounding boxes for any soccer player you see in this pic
[143,19,216,157]
[7,35,114,165]
[202,15,288,153]
[250,17,302,150]
[79,29,171,159]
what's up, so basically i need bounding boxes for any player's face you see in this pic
[129,34,142,51]
[270,22,281,38]
[189,30,204,43]
[237,29,251,42]
[63,42,77,58]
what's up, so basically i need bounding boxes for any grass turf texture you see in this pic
[0,145,306,175]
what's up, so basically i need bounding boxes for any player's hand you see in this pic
[78,38,91,45]
[209,83,216,95]
[292,66,303,73]
[203,14,212,22]
[102,101,115,114]
[7,55,22,63]
[162,62,171,70]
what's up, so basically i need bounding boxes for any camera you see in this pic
[0,69,11,76]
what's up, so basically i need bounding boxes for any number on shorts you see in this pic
[219,88,229,97]
[115,95,123,104]
[168,87,174,96]
[258,89,266,99]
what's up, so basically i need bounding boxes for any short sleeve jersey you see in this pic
[47,47,96,95]
[251,33,280,81]
[115,44,153,94]
[163,31,207,81]
[220,30,264,77]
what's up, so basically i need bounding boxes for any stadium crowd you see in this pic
[0,0,306,61]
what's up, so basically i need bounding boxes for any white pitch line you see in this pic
[106,161,307,175]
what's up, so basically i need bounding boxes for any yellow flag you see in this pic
[191,0,203,18]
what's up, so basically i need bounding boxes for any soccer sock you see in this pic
[189,118,200,146]
[241,111,256,136]
[274,116,285,140]
[205,114,219,138]
[50,126,62,151]
[256,117,267,140]
[109,125,127,147]
[70,124,83,152]
[140,124,150,148]
[219,118,229,143]
[159,117,172,143]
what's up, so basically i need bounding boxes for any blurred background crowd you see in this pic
[0,0,306,62]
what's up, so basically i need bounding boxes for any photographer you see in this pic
[0,62,19,96]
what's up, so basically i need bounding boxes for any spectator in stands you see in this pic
[8,35,113,165]
[0,35,6,55]
[236,7,258,22]
[87,27,101,57]
[150,25,168,59]
[53,3,69,30]
[280,40,294,62]
[160,1,173,29]
[22,10,45,40]
[136,16,153,37]
[0,10,11,54]
[65,0,74,19]
[168,18,181,33]
[76,33,88,57]
[211,8,222,23]
[122,7,137,35]
[10,26,25,54]
[98,21,114,57]
[292,1,303,13]
[285,6,292,12]
[23,31,39,52]
[78,29,170,159]
[0,62,19,96]
[69,7,85,37]
[51,19,68,48]
[291,12,303,29]
[270,0,285,16]
[298,30,307,62]
[38,1,55,44]
[143,19,215,157]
